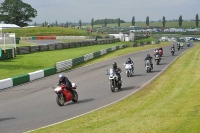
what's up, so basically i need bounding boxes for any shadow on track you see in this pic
[66,98,95,106]
[117,86,140,92]
[0,117,16,122]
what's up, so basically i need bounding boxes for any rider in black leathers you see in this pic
[125,58,134,72]
[113,62,122,83]
[58,74,74,97]
[145,54,153,69]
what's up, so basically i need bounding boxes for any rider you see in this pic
[145,54,153,69]
[125,58,134,73]
[159,46,163,55]
[171,44,175,51]
[58,74,74,97]
[113,62,122,83]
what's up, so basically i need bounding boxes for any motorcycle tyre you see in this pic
[72,90,78,102]
[110,81,115,92]
[56,93,65,106]
[127,71,130,77]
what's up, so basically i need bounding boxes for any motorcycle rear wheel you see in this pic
[72,90,78,102]
[56,93,65,106]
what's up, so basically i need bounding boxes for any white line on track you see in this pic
[25,44,192,133]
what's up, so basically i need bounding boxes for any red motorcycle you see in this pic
[159,49,163,57]
[53,83,78,106]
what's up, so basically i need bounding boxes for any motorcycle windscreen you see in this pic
[146,60,150,65]
[109,68,114,75]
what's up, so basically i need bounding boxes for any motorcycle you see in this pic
[171,47,175,55]
[180,43,184,49]
[106,68,122,92]
[159,49,163,57]
[124,63,134,77]
[154,54,160,65]
[187,42,190,47]
[145,60,152,73]
[53,83,78,106]
[177,44,180,50]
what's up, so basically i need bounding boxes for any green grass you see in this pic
[2,27,98,37]
[91,21,198,28]
[30,43,200,133]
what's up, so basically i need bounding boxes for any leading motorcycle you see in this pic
[187,42,190,47]
[53,83,78,106]
[106,68,122,92]
[124,63,134,77]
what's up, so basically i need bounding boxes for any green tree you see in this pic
[66,21,68,28]
[79,19,82,29]
[55,20,58,26]
[179,15,183,27]
[104,18,107,27]
[0,0,37,27]
[132,16,135,26]
[146,16,149,26]
[91,18,94,29]
[195,14,199,27]
[162,16,166,28]
[118,18,120,27]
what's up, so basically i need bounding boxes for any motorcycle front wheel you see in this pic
[110,80,115,92]
[156,60,159,65]
[146,67,149,73]
[127,71,130,77]
[56,93,65,106]
[72,90,78,102]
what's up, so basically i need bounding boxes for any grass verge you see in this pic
[30,43,200,133]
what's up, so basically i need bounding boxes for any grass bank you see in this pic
[30,43,200,133]
[2,27,98,37]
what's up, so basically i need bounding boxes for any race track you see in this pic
[0,43,193,133]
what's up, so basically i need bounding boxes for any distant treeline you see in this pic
[94,19,125,25]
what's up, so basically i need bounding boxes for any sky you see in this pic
[1,0,200,24]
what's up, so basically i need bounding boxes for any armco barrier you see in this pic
[29,70,44,81]
[0,78,13,90]
[12,74,30,86]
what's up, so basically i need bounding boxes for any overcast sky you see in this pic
[2,0,200,23]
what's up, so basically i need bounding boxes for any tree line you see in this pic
[0,0,199,28]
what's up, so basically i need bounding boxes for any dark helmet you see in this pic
[127,58,131,61]
[59,74,64,81]
[113,62,117,68]
[147,54,150,58]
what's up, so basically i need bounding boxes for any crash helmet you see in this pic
[59,74,65,81]
[147,54,150,58]
[112,62,117,69]
[127,58,131,62]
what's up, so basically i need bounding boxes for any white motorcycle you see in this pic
[145,60,152,73]
[106,68,122,92]
[124,63,134,77]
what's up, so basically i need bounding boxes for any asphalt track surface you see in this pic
[0,43,193,133]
